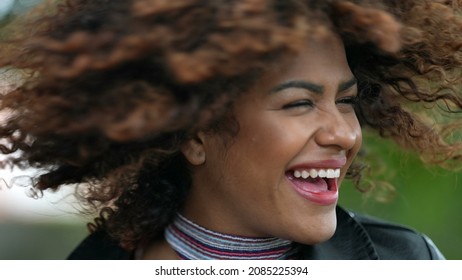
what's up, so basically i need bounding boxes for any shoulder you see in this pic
[347,209,445,260]
[67,231,131,260]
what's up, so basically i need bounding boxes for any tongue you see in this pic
[292,177,329,193]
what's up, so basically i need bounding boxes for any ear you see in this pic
[181,132,206,165]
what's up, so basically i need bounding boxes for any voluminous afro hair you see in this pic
[0,0,461,249]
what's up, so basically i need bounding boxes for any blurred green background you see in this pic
[339,132,462,260]
[0,222,87,259]
[0,0,460,260]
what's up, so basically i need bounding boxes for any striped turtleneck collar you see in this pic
[164,213,299,260]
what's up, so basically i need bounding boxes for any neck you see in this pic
[165,213,299,260]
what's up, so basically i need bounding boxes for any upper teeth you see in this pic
[293,169,340,179]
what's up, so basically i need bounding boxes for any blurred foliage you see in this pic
[340,131,462,260]
[0,222,87,259]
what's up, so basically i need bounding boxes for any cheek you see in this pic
[233,117,308,162]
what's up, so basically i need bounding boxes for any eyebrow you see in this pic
[338,77,357,92]
[270,77,357,94]
[271,80,324,94]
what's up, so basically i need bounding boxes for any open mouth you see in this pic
[285,169,340,205]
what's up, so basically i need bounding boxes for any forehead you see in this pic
[263,36,353,89]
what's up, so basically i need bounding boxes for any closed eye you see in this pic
[282,99,314,110]
[336,96,358,106]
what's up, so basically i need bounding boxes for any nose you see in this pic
[313,110,360,151]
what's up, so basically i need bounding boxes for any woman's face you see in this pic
[182,35,362,244]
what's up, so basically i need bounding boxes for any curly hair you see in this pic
[0,0,461,250]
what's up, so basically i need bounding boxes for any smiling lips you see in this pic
[286,167,341,206]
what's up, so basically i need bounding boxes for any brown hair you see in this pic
[0,0,461,249]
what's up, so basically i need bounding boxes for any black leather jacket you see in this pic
[68,207,445,260]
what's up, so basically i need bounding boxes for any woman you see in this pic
[0,0,460,259]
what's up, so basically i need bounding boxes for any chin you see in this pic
[308,224,337,244]
[287,211,338,245]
